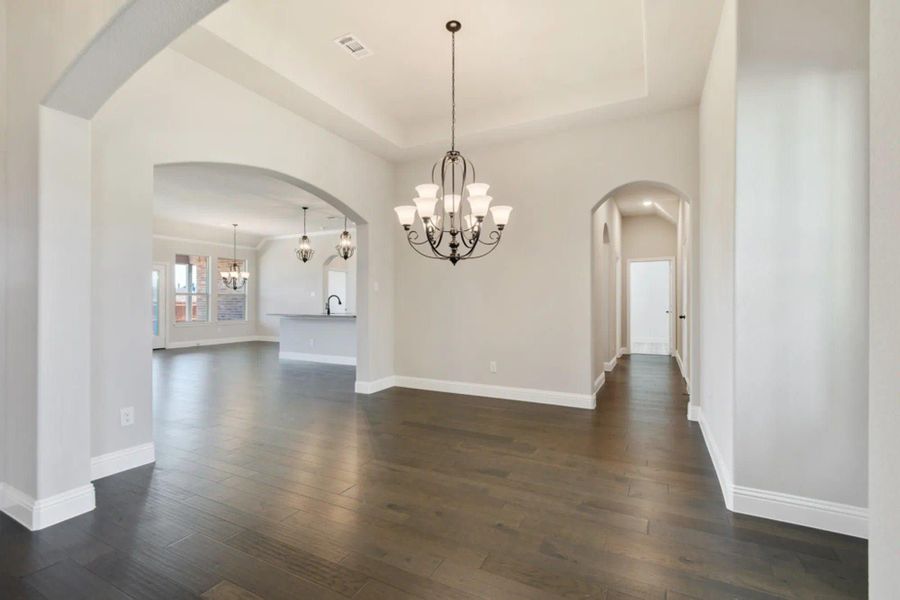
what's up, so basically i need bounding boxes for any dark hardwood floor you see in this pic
[1,343,867,599]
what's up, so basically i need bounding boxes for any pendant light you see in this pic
[295,207,315,263]
[393,20,512,265]
[336,216,355,260]
[220,224,249,290]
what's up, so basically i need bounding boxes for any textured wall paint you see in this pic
[3,0,125,501]
[91,49,395,458]
[869,0,900,592]
[733,0,868,509]
[697,0,736,480]
[394,108,698,396]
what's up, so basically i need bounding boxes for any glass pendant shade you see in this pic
[416,183,439,198]
[467,195,492,219]
[413,197,438,221]
[466,182,490,197]
[444,194,461,214]
[490,205,513,228]
[394,206,417,228]
[296,207,315,263]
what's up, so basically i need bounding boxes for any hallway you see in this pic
[1,345,866,598]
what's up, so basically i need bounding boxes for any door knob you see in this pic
[679,314,686,319]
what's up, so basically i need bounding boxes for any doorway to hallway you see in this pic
[628,258,673,355]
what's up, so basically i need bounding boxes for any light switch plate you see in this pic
[120,406,135,427]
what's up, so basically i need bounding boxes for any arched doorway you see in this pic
[590,180,695,414]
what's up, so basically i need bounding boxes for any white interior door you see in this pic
[152,263,167,349]
[629,259,672,355]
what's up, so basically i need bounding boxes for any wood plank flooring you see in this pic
[0,343,867,598]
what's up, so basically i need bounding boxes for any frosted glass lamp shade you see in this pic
[415,183,439,198]
[220,271,230,279]
[394,205,417,227]
[413,197,438,220]
[467,195,492,219]
[444,194,461,214]
[466,182,490,197]
[240,271,250,279]
[490,205,513,228]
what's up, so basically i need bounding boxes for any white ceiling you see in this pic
[170,0,724,159]
[154,163,350,239]
[610,182,680,223]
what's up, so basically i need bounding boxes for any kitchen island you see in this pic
[269,313,357,365]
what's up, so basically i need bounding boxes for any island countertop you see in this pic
[268,313,356,319]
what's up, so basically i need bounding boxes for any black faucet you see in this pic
[325,294,342,315]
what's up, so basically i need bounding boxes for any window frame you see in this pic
[173,254,211,326]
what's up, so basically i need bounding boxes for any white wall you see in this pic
[2,0,125,514]
[393,108,698,403]
[697,0,736,494]
[869,0,900,592]
[591,198,622,387]
[0,0,7,490]
[91,49,395,460]
[152,235,259,346]
[258,233,357,338]
[620,215,677,351]
[732,0,868,519]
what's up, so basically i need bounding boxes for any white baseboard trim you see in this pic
[619,347,628,356]
[687,403,701,422]
[91,442,156,481]
[355,376,397,394]
[393,375,596,410]
[732,486,868,539]
[603,356,617,372]
[696,408,734,510]
[0,482,95,531]
[674,350,686,377]
[593,372,606,396]
[694,407,867,538]
[279,352,356,366]
[166,335,276,349]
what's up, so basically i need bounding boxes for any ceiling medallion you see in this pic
[295,207,315,263]
[394,20,512,265]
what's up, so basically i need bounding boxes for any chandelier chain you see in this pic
[451,28,456,152]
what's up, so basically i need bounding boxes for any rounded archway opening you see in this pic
[152,161,366,357]
[590,180,694,404]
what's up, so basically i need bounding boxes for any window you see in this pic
[174,255,209,323]
[217,257,248,322]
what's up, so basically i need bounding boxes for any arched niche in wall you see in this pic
[322,254,354,314]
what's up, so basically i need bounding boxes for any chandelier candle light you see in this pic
[394,20,512,265]
[336,216,355,260]
[296,207,315,263]
[221,224,250,290]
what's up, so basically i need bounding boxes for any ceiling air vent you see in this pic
[334,34,372,60]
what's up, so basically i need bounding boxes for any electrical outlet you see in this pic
[120,406,135,427]
[489,361,497,373]
[309,338,315,348]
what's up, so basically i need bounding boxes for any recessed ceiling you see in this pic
[169,0,724,159]
[154,163,348,239]
[610,182,681,223]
